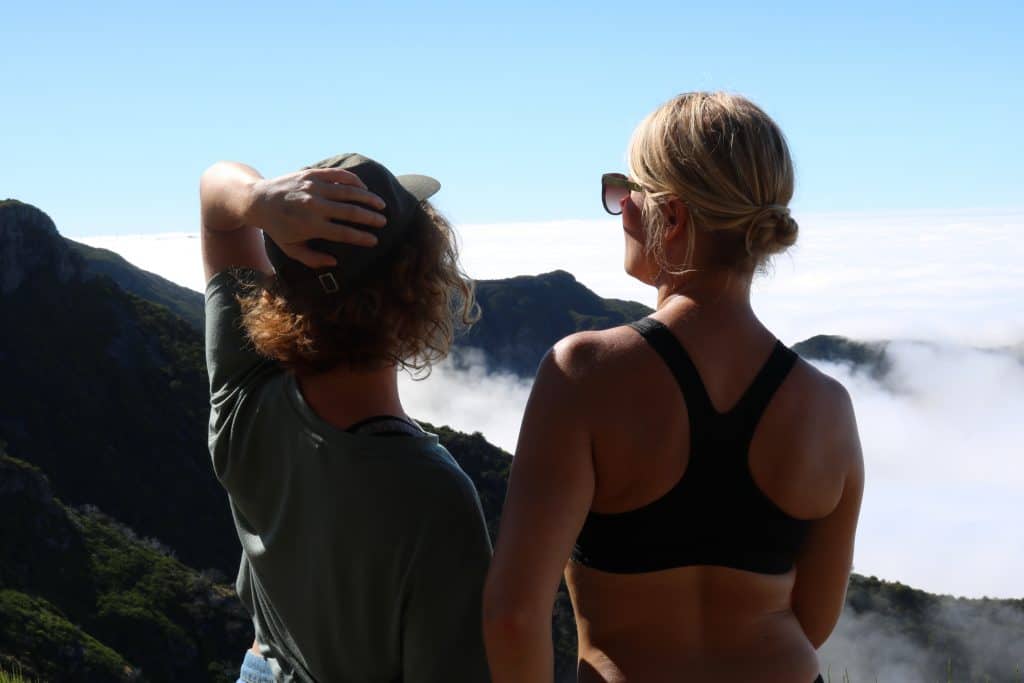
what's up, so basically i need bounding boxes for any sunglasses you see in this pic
[601,173,646,215]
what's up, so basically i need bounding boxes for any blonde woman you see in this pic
[200,154,490,682]
[483,93,864,683]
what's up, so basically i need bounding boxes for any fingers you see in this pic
[283,243,339,269]
[310,196,386,229]
[305,167,367,189]
[314,179,386,211]
[276,219,378,269]
[317,218,379,247]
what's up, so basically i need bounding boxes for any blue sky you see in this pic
[2,0,1021,236]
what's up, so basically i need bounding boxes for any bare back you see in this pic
[564,308,862,682]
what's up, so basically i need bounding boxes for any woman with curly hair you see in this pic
[200,153,490,683]
[482,93,864,683]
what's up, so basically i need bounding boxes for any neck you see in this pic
[654,267,754,318]
[296,363,407,430]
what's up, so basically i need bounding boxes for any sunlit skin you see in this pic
[483,188,864,682]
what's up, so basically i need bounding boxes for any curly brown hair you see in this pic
[238,201,478,375]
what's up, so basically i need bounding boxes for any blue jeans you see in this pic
[237,651,274,683]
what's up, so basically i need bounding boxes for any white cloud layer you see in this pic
[399,350,532,454]
[82,209,1024,347]
[817,344,1024,599]
[79,210,1024,598]
[453,209,1024,347]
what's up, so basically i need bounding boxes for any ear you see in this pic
[662,198,689,242]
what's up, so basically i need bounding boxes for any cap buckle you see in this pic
[318,273,340,294]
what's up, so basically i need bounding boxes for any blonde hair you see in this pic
[628,91,798,274]
[239,202,478,376]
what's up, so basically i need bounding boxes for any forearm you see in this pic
[200,161,263,233]
[483,611,554,683]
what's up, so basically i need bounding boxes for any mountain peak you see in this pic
[536,269,578,283]
[0,200,81,294]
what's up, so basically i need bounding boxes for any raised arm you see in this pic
[482,335,598,683]
[199,161,387,283]
[790,382,865,648]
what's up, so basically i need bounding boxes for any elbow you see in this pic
[199,162,222,190]
[792,589,846,650]
[794,607,841,650]
[481,583,547,651]
[806,625,832,651]
[482,600,536,647]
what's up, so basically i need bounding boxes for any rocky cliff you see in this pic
[0,201,235,576]
[0,200,81,294]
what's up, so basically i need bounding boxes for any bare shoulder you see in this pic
[797,358,856,421]
[545,325,644,385]
[527,327,646,425]
[789,356,863,472]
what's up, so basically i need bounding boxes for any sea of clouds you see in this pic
[79,210,1024,603]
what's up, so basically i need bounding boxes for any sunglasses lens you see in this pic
[603,182,627,215]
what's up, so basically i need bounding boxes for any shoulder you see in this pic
[543,324,643,386]
[526,325,650,427]
[205,266,261,299]
[791,353,849,397]
[405,445,492,556]
[789,356,863,474]
[795,358,856,428]
[402,443,485,515]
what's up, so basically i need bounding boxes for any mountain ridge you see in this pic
[3,199,1021,681]
[68,237,204,331]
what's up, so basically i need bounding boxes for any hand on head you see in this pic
[246,167,387,269]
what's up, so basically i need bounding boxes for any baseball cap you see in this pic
[264,153,440,296]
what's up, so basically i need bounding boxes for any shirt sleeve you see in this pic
[204,268,280,485]
[205,268,277,399]
[403,473,494,683]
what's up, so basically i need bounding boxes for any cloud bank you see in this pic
[79,210,1024,598]
[83,209,1024,348]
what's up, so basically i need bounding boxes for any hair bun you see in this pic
[744,205,798,262]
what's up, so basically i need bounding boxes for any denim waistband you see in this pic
[237,651,275,683]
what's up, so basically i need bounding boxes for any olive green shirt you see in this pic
[205,269,492,683]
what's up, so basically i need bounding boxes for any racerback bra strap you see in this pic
[727,342,798,430]
[628,318,797,436]
[628,318,716,427]
[572,318,810,576]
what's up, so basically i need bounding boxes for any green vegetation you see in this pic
[0,254,237,575]
[0,666,41,683]
[827,575,1024,681]
[0,449,249,682]
[67,238,205,331]
[0,590,132,682]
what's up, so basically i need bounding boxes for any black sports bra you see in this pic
[571,318,810,575]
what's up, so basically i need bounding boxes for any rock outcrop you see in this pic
[0,200,81,294]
